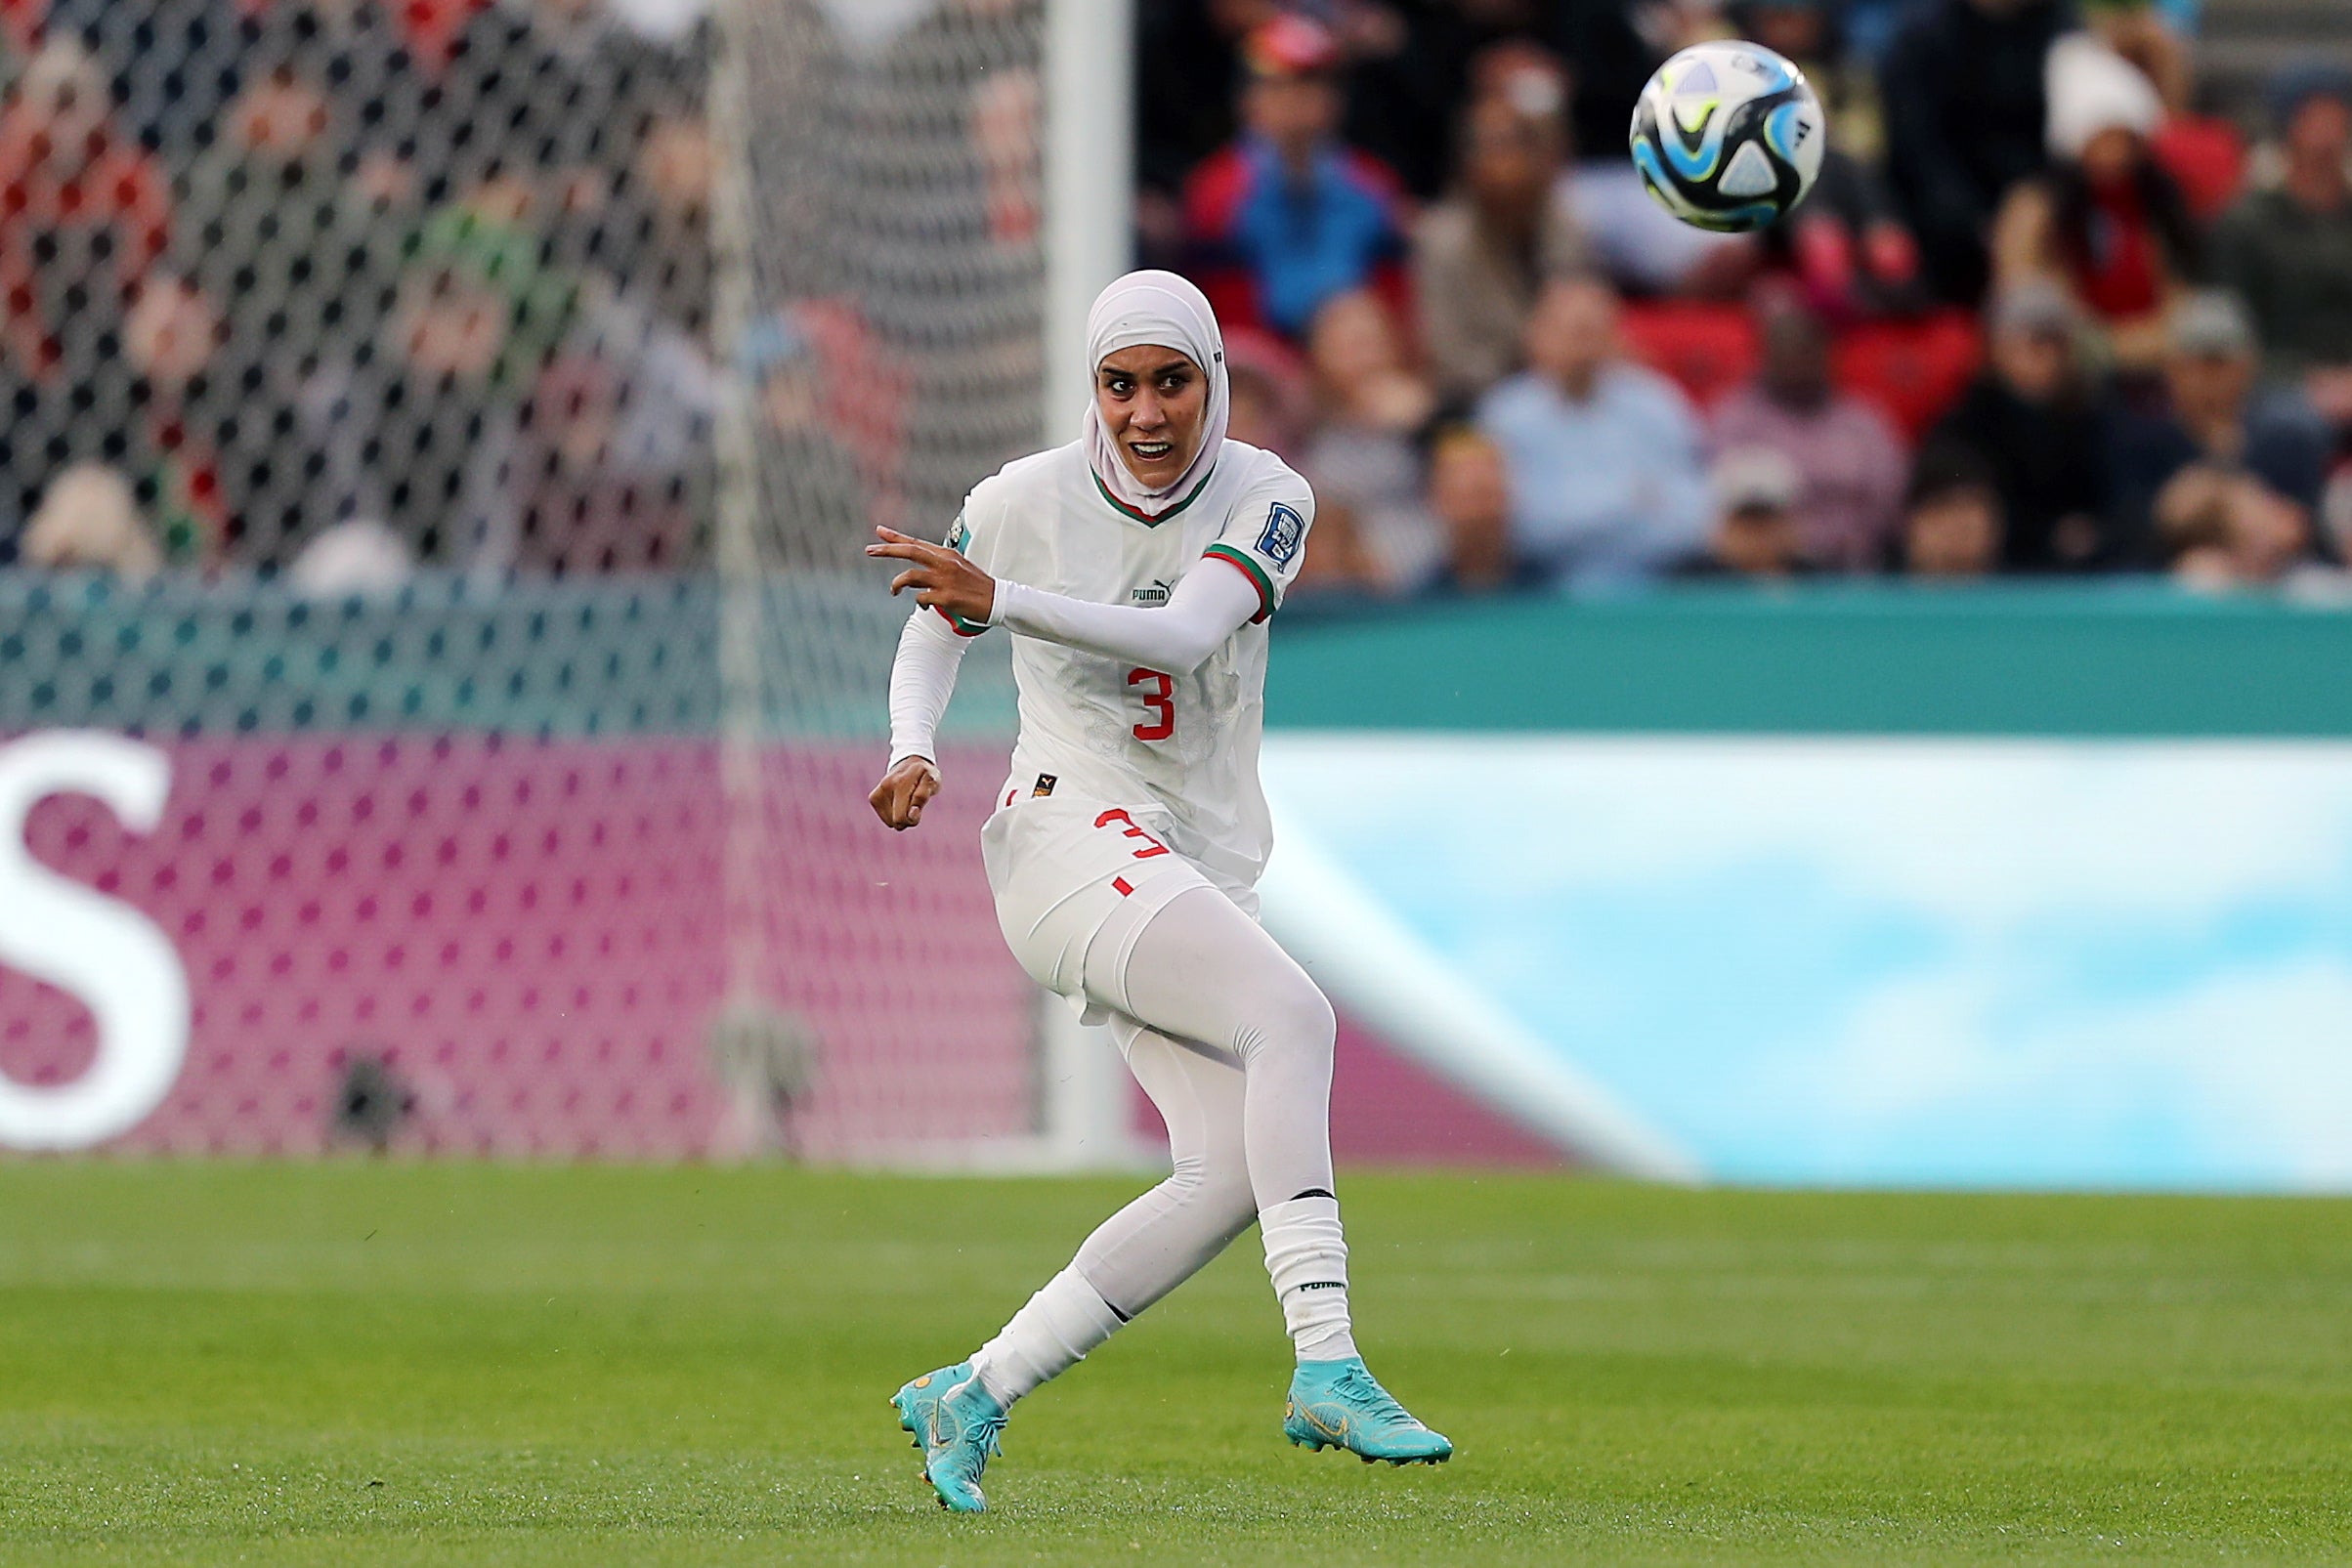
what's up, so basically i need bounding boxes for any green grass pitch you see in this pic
[6,1164,2351,1565]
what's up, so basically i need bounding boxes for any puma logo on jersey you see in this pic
[1131,580,1172,605]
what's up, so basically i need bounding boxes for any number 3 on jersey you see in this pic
[1128,667,1175,742]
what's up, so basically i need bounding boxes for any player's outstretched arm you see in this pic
[871,608,967,831]
[868,526,1259,675]
[990,566,1258,674]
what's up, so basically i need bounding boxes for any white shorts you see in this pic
[980,792,1220,1011]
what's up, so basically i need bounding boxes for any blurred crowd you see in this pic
[0,0,716,590]
[4,0,2352,604]
[1141,0,2352,597]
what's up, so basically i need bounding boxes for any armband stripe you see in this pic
[1204,543,1276,623]
[933,604,989,637]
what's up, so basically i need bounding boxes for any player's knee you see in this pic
[1234,980,1336,1071]
[1165,1150,1211,1191]
[1116,1151,1252,1240]
[1268,977,1336,1062]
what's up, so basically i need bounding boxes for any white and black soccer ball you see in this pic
[1628,41,1825,233]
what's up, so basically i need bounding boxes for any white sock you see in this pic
[969,1266,1125,1407]
[1260,1195,1358,1363]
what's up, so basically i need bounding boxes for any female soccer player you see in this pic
[866,270,1449,1512]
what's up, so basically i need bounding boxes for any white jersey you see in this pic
[947,438,1314,891]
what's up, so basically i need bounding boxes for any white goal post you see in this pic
[1044,0,1137,451]
[1034,0,1151,1169]
[710,0,1148,1169]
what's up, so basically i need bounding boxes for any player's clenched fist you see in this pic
[869,755,941,831]
[868,527,997,626]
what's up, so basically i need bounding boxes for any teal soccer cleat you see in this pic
[1283,1356,1453,1464]
[890,1361,970,1458]
[890,1363,1007,1512]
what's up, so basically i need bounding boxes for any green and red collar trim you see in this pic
[1092,463,1218,528]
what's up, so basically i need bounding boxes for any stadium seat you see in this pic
[1831,310,1983,443]
[1616,300,1763,410]
[2153,116,2247,225]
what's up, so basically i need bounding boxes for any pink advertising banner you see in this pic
[0,729,1559,1165]
[0,734,1034,1159]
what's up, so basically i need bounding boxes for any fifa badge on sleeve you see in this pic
[1257,503,1304,568]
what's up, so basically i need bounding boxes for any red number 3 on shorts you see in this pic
[1094,808,1172,860]
[1129,667,1175,742]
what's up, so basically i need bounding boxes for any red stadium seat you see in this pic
[1616,300,1762,410]
[1831,310,1983,443]
[2153,116,2247,225]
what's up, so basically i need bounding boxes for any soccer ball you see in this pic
[1629,41,1825,233]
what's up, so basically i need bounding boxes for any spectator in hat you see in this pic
[1679,448,1813,580]
[1991,34,2201,371]
[1413,52,1591,402]
[1708,291,1909,572]
[1929,281,2120,571]
[2214,64,2352,429]
[1880,0,2074,303]
[1182,13,1411,342]
[1476,274,1712,588]
[2107,290,2330,560]
[1902,445,2007,578]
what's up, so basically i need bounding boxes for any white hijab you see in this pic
[1082,270,1230,516]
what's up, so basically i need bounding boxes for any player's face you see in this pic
[1097,346,1209,489]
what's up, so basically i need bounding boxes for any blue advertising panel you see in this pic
[1264,734,2352,1190]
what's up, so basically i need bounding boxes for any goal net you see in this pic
[0,0,1074,1164]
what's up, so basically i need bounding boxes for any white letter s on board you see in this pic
[0,732,190,1149]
